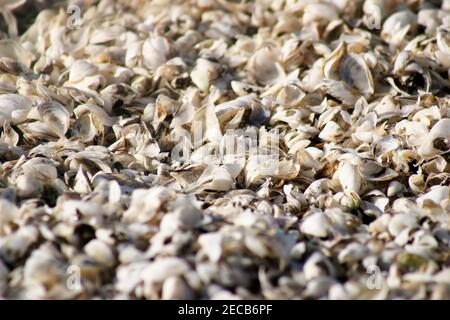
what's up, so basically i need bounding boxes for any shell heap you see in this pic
[0,0,449,299]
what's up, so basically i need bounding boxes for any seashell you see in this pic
[276,84,306,108]
[123,187,173,223]
[338,243,369,264]
[305,276,336,298]
[204,166,233,192]
[340,53,374,97]
[387,181,405,198]
[0,225,39,265]
[418,119,450,157]
[381,10,417,49]
[303,252,335,281]
[358,160,398,181]
[22,157,58,183]
[172,196,203,229]
[300,211,331,238]
[142,36,171,70]
[162,276,194,300]
[84,239,115,268]
[408,170,426,194]
[418,9,440,36]
[15,175,43,198]
[337,161,361,208]
[388,213,418,237]
[71,114,98,143]
[141,257,190,285]
[0,259,8,295]
[0,39,34,68]
[0,94,32,125]
[417,186,449,209]
[22,243,70,299]
[190,58,220,92]
[247,47,285,86]
[318,121,345,142]
[363,0,385,30]
[198,232,223,263]
[0,121,19,146]
[37,101,71,138]
[74,103,115,127]
[0,0,449,301]
[369,214,391,234]
[435,27,450,68]
[68,60,99,83]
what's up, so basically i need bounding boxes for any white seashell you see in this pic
[340,53,374,97]
[387,181,405,197]
[408,171,426,194]
[0,226,39,264]
[22,243,68,299]
[0,39,34,67]
[338,243,369,263]
[247,47,285,86]
[69,60,98,83]
[388,213,418,237]
[0,0,449,301]
[303,252,335,281]
[172,196,203,229]
[328,283,350,300]
[300,211,331,238]
[318,121,344,142]
[358,160,398,181]
[418,9,440,35]
[303,3,338,25]
[204,166,233,192]
[382,10,417,48]
[22,157,58,183]
[417,186,449,208]
[74,103,115,127]
[418,119,450,157]
[337,161,361,207]
[190,58,220,92]
[143,36,171,70]
[198,232,223,263]
[141,257,190,284]
[116,262,147,294]
[0,94,32,125]
[305,276,336,298]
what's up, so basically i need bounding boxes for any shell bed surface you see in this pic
[0,0,449,299]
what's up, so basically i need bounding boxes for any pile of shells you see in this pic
[0,0,449,299]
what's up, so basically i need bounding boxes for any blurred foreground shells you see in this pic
[0,0,449,300]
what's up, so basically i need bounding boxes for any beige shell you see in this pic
[247,47,285,86]
[300,211,332,238]
[190,58,220,92]
[0,0,448,301]
[37,101,71,138]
